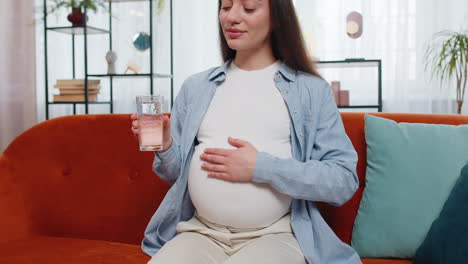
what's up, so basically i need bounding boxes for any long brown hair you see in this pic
[218,0,321,78]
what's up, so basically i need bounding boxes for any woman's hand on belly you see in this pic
[200,137,258,183]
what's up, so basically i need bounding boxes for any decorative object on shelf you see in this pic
[133,32,151,51]
[105,50,117,74]
[331,81,341,104]
[124,60,141,74]
[339,90,350,106]
[346,11,363,38]
[53,79,101,102]
[46,0,107,26]
[425,30,468,114]
[67,7,87,27]
[330,81,350,106]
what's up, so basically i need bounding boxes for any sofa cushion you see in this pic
[0,235,150,264]
[0,114,170,245]
[413,163,468,264]
[318,113,468,245]
[351,114,468,258]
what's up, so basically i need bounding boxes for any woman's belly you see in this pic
[188,141,293,229]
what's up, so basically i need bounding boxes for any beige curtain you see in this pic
[0,0,37,152]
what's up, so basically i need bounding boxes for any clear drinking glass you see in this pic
[136,95,164,151]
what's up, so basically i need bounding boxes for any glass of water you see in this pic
[136,95,164,151]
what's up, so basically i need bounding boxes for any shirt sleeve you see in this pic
[152,78,190,185]
[252,80,359,206]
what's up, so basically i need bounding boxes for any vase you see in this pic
[105,51,118,74]
[67,7,87,27]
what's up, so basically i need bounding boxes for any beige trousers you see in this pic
[147,213,306,264]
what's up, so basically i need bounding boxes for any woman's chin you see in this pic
[226,41,245,51]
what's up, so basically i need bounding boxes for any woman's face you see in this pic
[219,0,272,53]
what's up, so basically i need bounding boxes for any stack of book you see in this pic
[53,79,101,102]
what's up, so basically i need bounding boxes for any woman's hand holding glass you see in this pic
[131,112,173,152]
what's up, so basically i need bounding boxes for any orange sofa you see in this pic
[1,113,467,264]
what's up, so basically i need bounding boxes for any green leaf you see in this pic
[425,30,468,105]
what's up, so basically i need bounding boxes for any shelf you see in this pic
[47,26,109,35]
[49,101,112,104]
[43,0,174,119]
[317,60,381,68]
[317,59,383,112]
[338,105,380,108]
[105,0,147,2]
[87,73,173,78]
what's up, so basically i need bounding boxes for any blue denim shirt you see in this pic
[142,60,362,264]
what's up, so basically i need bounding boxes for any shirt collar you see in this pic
[208,59,297,82]
[208,60,230,82]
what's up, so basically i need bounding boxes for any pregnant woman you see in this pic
[131,0,361,263]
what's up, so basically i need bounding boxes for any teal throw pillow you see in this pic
[414,163,468,264]
[351,114,468,258]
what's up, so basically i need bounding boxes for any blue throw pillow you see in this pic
[351,114,468,258]
[414,163,468,264]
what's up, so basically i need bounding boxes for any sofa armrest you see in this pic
[0,153,34,243]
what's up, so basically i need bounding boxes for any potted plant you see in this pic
[45,0,166,27]
[46,0,107,26]
[425,30,468,114]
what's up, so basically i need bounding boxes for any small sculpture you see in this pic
[106,50,117,74]
[124,60,141,74]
